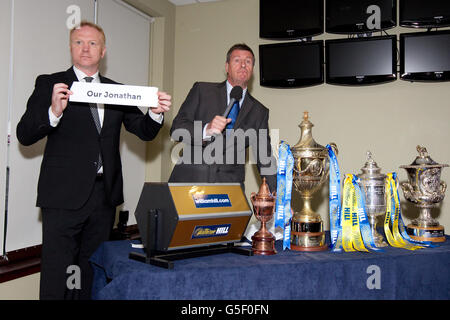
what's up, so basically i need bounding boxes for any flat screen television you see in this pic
[400,31,450,82]
[326,0,397,34]
[259,0,323,39]
[259,41,324,88]
[399,0,450,28]
[325,35,397,85]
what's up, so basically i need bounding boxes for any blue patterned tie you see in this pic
[226,100,240,131]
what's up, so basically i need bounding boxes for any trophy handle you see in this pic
[329,142,338,156]
[250,192,256,204]
[440,181,447,194]
[401,181,418,203]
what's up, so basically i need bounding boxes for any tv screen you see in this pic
[259,0,323,39]
[325,35,397,85]
[259,41,324,88]
[400,0,450,28]
[400,31,450,82]
[326,0,397,34]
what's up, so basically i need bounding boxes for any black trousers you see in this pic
[40,177,116,300]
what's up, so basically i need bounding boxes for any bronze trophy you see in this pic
[251,178,277,255]
[400,146,448,242]
[291,112,338,251]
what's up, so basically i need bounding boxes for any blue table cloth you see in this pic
[90,235,450,300]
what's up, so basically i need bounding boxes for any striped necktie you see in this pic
[84,76,102,172]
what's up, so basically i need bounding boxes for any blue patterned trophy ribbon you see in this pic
[275,141,294,250]
[327,144,342,251]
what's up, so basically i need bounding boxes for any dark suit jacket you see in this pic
[16,67,163,210]
[169,81,277,191]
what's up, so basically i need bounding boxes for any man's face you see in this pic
[225,49,254,88]
[70,26,106,74]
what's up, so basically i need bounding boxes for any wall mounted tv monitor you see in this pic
[326,0,397,34]
[259,0,323,39]
[259,41,324,88]
[399,0,450,28]
[325,35,397,85]
[400,31,450,82]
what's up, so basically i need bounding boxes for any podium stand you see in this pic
[130,182,253,269]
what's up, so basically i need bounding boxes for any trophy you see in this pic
[399,145,448,242]
[290,112,338,251]
[251,177,277,255]
[357,151,388,247]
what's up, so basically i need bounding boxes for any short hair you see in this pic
[226,43,255,66]
[70,20,106,46]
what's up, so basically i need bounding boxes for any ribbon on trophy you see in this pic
[326,144,342,251]
[335,174,383,253]
[384,173,435,250]
[275,141,294,250]
[354,176,383,252]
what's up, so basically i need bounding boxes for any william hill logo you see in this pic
[191,224,231,239]
[192,194,232,208]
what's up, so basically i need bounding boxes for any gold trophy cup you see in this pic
[290,112,338,251]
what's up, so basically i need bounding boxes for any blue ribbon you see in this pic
[326,144,342,252]
[275,141,294,250]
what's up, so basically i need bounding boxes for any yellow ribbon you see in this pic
[341,174,368,252]
[384,173,424,251]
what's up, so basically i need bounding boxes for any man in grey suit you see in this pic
[169,43,276,191]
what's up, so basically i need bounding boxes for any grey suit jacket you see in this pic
[169,81,277,191]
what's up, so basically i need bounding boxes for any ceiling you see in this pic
[168,0,223,6]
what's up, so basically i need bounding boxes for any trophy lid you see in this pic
[400,145,449,169]
[292,111,326,152]
[254,177,274,200]
[358,151,386,179]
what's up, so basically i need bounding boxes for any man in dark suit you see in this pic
[169,43,276,191]
[16,21,171,300]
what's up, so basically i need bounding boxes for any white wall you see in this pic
[6,0,95,252]
[0,0,12,256]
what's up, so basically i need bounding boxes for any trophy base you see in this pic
[372,229,388,247]
[291,217,327,251]
[406,224,446,243]
[290,231,327,251]
[251,233,277,255]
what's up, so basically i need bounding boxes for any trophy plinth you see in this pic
[251,178,277,255]
[400,146,448,243]
[357,151,388,247]
[290,112,337,251]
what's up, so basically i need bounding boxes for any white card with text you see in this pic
[69,81,158,107]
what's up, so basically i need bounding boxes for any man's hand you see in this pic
[51,83,72,117]
[151,91,172,114]
[205,115,231,136]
